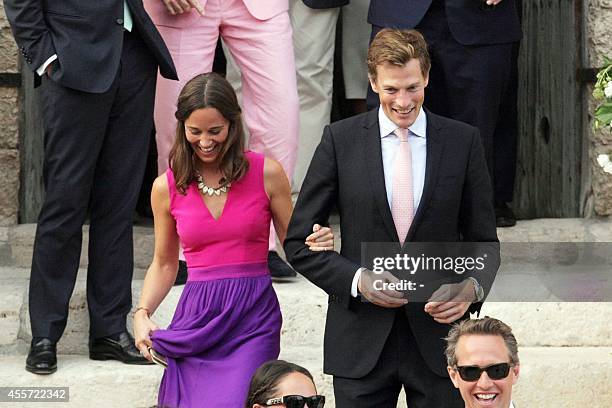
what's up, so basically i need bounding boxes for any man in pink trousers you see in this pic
[144,0,300,279]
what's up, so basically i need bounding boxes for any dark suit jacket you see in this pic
[3,0,177,92]
[303,0,348,9]
[368,0,521,45]
[284,109,499,378]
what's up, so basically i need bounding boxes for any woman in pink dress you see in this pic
[133,72,333,407]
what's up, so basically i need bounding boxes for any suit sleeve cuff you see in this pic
[351,268,364,297]
[36,54,57,76]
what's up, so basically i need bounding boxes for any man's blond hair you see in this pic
[367,28,431,81]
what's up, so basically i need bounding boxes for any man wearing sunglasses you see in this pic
[445,317,520,408]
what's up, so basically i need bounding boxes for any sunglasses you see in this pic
[265,395,325,408]
[455,362,513,381]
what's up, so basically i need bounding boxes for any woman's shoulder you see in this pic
[152,172,171,196]
[263,156,285,181]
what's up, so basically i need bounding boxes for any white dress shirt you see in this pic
[351,107,427,297]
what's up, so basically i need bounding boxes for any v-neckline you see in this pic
[195,182,232,222]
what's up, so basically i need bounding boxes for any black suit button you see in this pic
[116,18,124,25]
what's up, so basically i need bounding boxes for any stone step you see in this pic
[0,347,610,407]
[3,218,612,269]
[2,273,611,356]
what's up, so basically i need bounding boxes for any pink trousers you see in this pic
[146,0,299,250]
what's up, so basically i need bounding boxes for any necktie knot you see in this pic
[394,128,409,142]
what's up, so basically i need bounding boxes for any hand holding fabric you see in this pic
[133,310,160,361]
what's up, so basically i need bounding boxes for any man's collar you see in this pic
[378,106,427,138]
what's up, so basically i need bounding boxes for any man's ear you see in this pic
[511,363,520,385]
[368,74,379,94]
[447,366,460,388]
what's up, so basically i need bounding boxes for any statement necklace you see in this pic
[196,173,231,196]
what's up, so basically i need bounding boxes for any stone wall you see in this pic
[588,0,612,215]
[0,4,19,225]
[1,3,612,220]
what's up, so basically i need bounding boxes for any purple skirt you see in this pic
[151,262,282,408]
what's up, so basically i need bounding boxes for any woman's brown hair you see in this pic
[245,360,315,407]
[169,72,249,194]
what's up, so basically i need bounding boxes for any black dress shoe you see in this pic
[268,251,297,282]
[89,332,153,365]
[174,260,188,286]
[26,338,57,375]
[495,202,517,228]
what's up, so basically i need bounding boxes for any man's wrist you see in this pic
[467,277,484,302]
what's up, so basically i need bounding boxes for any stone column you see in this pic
[0,5,19,225]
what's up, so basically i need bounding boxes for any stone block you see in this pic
[0,149,19,226]
[0,87,18,150]
[3,224,35,267]
[0,283,26,352]
[0,28,18,73]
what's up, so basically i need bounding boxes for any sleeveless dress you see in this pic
[151,151,282,408]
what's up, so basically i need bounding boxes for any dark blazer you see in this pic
[284,109,499,378]
[303,0,348,9]
[368,0,521,45]
[3,0,177,92]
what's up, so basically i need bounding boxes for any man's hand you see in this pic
[45,62,54,77]
[162,0,204,16]
[424,279,476,324]
[358,268,408,308]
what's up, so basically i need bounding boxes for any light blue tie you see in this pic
[123,1,133,32]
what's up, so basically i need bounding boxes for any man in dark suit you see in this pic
[285,29,498,407]
[3,0,177,374]
[367,0,522,226]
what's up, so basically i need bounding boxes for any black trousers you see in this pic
[367,1,515,203]
[333,311,462,408]
[29,28,158,342]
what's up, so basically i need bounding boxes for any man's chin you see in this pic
[392,115,416,129]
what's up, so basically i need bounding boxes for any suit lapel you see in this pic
[406,110,445,241]
[363,110,399,242]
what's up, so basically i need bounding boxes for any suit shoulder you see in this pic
[326,111,372,139]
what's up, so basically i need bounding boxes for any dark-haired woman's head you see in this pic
[246,360,325,408]
[169,72,248,194]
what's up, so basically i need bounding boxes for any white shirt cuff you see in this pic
[36,54,57,77]
[351,268,364,297]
